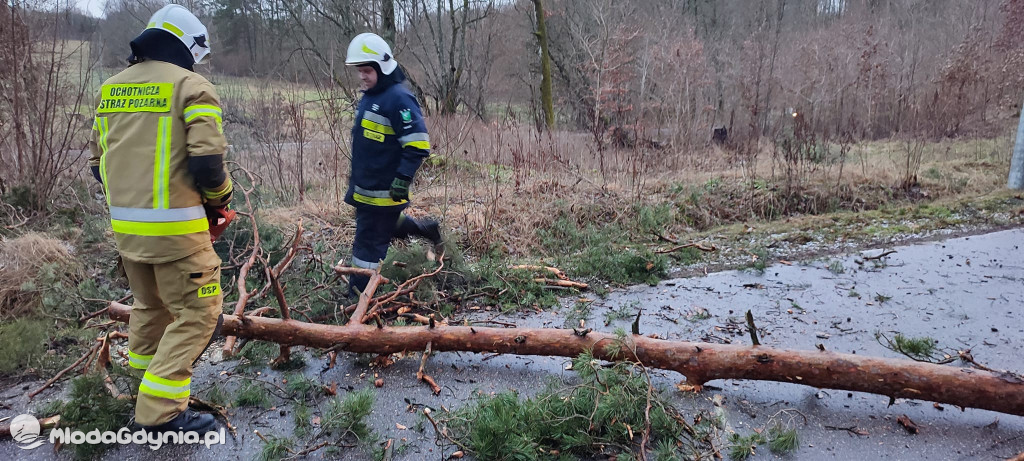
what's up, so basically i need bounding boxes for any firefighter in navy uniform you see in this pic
[343,33,442,295]
[87,5,232,435]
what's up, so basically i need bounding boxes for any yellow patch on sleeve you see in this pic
[363,129,385,142]
[198,282,221,298]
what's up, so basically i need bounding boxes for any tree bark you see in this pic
[533,0,555,130]
[1008,91,1024,190]
[106,303,1024,417]
[382,0,397,45]
[0,416,60,437]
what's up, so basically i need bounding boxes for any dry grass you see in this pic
[221,106,1016,259]
[414,125,1013,255]
[0,232,82,319]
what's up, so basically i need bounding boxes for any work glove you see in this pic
[389,176,411,202]
[205,204,236,242]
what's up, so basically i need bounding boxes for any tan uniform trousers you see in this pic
[121,245,222,426]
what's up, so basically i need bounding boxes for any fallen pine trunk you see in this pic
[107,302,1024,417]
[0,416,61,437]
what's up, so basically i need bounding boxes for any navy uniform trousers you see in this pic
[348,209,434,296]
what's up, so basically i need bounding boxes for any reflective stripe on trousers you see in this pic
[351,255,381,269]
[139,371,190,400]
[128,349,154,370]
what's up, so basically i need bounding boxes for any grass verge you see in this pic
[440,350,714,460]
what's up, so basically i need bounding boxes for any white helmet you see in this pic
[145,4,211,64]
[345,33,398,75]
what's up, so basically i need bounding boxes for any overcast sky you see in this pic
[75,0,106,18]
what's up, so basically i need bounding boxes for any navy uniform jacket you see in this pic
[345,82,431,210]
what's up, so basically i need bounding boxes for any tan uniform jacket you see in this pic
[88,60,231,264]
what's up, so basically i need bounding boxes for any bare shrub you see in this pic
[0,233,82,319]
[221,76,330,204]
[899,137,927,191]
[0,3,95,212]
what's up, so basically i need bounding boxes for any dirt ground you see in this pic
[2,227,1023,460]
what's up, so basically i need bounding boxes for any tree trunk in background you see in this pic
[382,0,396,45]
[1010,92,1024,190]
[761,0,786,137]
[533,0,555,131]
[108,303,1024,417]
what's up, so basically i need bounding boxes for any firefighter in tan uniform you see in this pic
[87,5,231,435]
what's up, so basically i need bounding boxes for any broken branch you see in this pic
[28,343,101,399]
[400,313,446,326]
[533,278,588,290]
[222,187,262,357]
[863,250,897,261]
[417,341,441,395]
[265,261,290,321]
[511,265,569,280]
[823,425,869,436]
[349,271,384,326]
[333,265,390,284]
[745,310,760,346]
[77,306,109,325]
[93,332,113,372]
[273,219,304,277]
[654,232,679,244]
[361,255,447,323]
[655,242,717,254]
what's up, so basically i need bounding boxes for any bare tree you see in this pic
[72,0,1024,159]
[397,0,494,115]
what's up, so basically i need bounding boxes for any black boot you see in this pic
[419,219,443,247]
[143,408,217,435]
[396,215,443,248]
